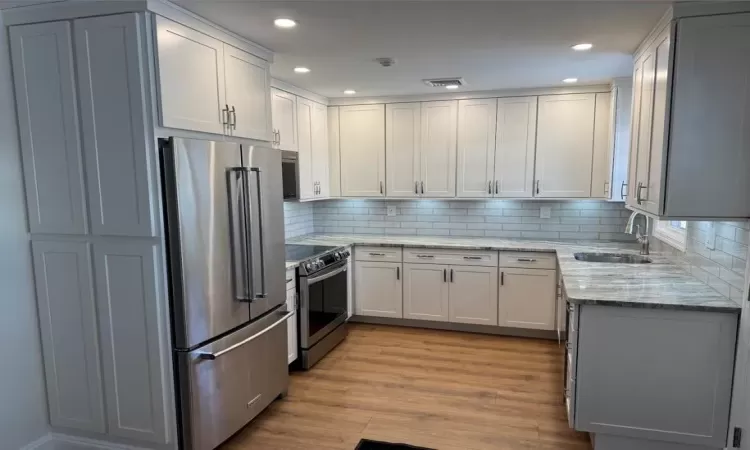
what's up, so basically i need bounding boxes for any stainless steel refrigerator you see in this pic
[160,137,290,450]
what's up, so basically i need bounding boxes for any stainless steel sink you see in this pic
[574,252,652,264]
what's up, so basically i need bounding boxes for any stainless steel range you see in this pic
[286,244,350,369]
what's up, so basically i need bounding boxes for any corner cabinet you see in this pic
[627,9,750,218]
[339,104,386,197]
[154,16,271,141]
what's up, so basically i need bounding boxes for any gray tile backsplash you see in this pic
[310,199,635,241]
[283,201,314,239]
[652,221,749,303]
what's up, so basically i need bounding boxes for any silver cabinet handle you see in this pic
[285,278,293,283]
[500,271,504,286]
[463,256,482,260]
[222,104,229,126]
[488,181,492,194]
[380,181,384,195]
[621,181,628,199]
[415,181,419,194]
[535,180,540,195]
[396,266,400,280]
[416,254,434,259]
[636,182,645,205]
[450,268,454,283]
[421,181,425,194]
[517,257,537,262]
[229,105,237,129]
[197,311,293,360]
[495,180,499,195]
[443,268,447,282]
[369,252,386,256]
[604,180,610,196]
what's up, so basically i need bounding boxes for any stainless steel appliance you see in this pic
[289,245,350,369]
[160,137,290,450]
[281,150,299,200]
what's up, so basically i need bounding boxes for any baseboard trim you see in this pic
[31,433,158,450]
[19,435,54,450]
[349,315,559,340]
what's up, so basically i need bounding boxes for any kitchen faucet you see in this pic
[625,211,650,255]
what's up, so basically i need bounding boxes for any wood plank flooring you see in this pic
[221,324,591,450]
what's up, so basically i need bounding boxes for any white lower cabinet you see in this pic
[354,261,403,318]
[448,266,498,326]
[498,267,557,330]
[403,263,450,321]
[285,287,298,364]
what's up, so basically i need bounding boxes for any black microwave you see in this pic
[281,150,299,200]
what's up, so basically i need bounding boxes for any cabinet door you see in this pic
[403,263,450,322]
[626,58,645,209]
[644,31,670,215]
[271,88,298,151]
[75,13,155,238]
[224,44,271,141]
[591,92,614,198]
[535,94,596,198]
[31,241,105,432]
[632,51,656,209]
[93,242,168,443]
[339,104,386,197]
[611,81,632,202]
[328,106,342,196]
[312,101,330,197]
[154,16,226,135]
[420,101,457,197]
[354,261,402,318]
[10,21,87,235]
[498,268,556,330]
[456,98,496,198]
[386,103,421,197]
[448,265,498,326]
[494,97,537,198]
[296,96,314,199]
[286,309,298,364]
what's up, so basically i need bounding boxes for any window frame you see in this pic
[653,220,687,252]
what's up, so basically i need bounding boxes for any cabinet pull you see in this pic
[396,266,400,280]
[415,181,419,194]
[488,181,492,194]
[222,104,229,126]
[463,256,482,260]
[636,182,646,205]
[416,254,434,259]
[517,257,537,262]
[604,180,610,196]
[495,180,499,195]
[620,181,628,199]
[380,181,384,195]
[500,271,504,286]
[229,106,237,129]
[368,252,385,256]
[450,268,454,283]
[535,180,540,195]
[443,268,447,282]
[421,181,424,194]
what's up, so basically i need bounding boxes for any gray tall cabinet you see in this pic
[6,1,273,448]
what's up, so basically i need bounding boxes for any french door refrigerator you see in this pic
[160,137,290,450]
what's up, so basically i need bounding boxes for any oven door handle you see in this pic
[307,264,347,284]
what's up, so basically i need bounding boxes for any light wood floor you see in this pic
[221,324,591,450]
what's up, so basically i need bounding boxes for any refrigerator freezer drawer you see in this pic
[176,308,290,450]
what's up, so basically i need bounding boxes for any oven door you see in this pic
[299,260,348,349]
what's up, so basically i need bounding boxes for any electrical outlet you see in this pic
[387,206,397,217]
[706,222,716,250]
[540,206,552,219]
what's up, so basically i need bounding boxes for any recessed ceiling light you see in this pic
[274,18,297,29]
[572,43,593,51]
[294,67,310,74]
[445,85,459,90]
[563,78,578,83]
[343,89,356,95]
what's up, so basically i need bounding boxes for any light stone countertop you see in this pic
[286,234,740,313]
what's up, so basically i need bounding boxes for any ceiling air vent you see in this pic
[423,77,465,88]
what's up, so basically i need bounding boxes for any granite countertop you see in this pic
[286,234,740,313]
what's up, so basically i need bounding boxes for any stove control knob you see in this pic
[313,259,323,270]
[342,250,350,258]
[305,263,313,271]
[333,252,342,261]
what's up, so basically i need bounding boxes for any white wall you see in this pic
[0,11,51,450]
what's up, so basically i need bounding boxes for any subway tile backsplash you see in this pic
[283,201,314,239]
[310,199,635,241]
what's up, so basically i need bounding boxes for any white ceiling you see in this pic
[181,1,669,98]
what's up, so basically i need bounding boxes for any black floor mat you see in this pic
[355,439,435,450]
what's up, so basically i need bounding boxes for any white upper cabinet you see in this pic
[494,97,537,198]
[223,44,271,141]
[10,21,87,235]
[590,92,615,199]
[448,265,498,326]
[312,101,330,197]
[420,100,457,197]
[339,104,386,197]
[75,13,155,238]
[327,106,342,196]
[535,94,596,198]
[271,88,298,151]
[296,96,314,199]
[386,102,421,197]
[154,16,226,135]
[610,79,633,202]
[456,98,496,198]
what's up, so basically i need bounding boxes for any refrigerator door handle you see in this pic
[227,168,252,302]
[245,166,267,299]
[196,311,294,360]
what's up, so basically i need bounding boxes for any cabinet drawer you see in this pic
[285,268,296,291]
[498,252,556,270]
[286,288,297,311]
[355,246,402,262]
[403,248,498,266]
